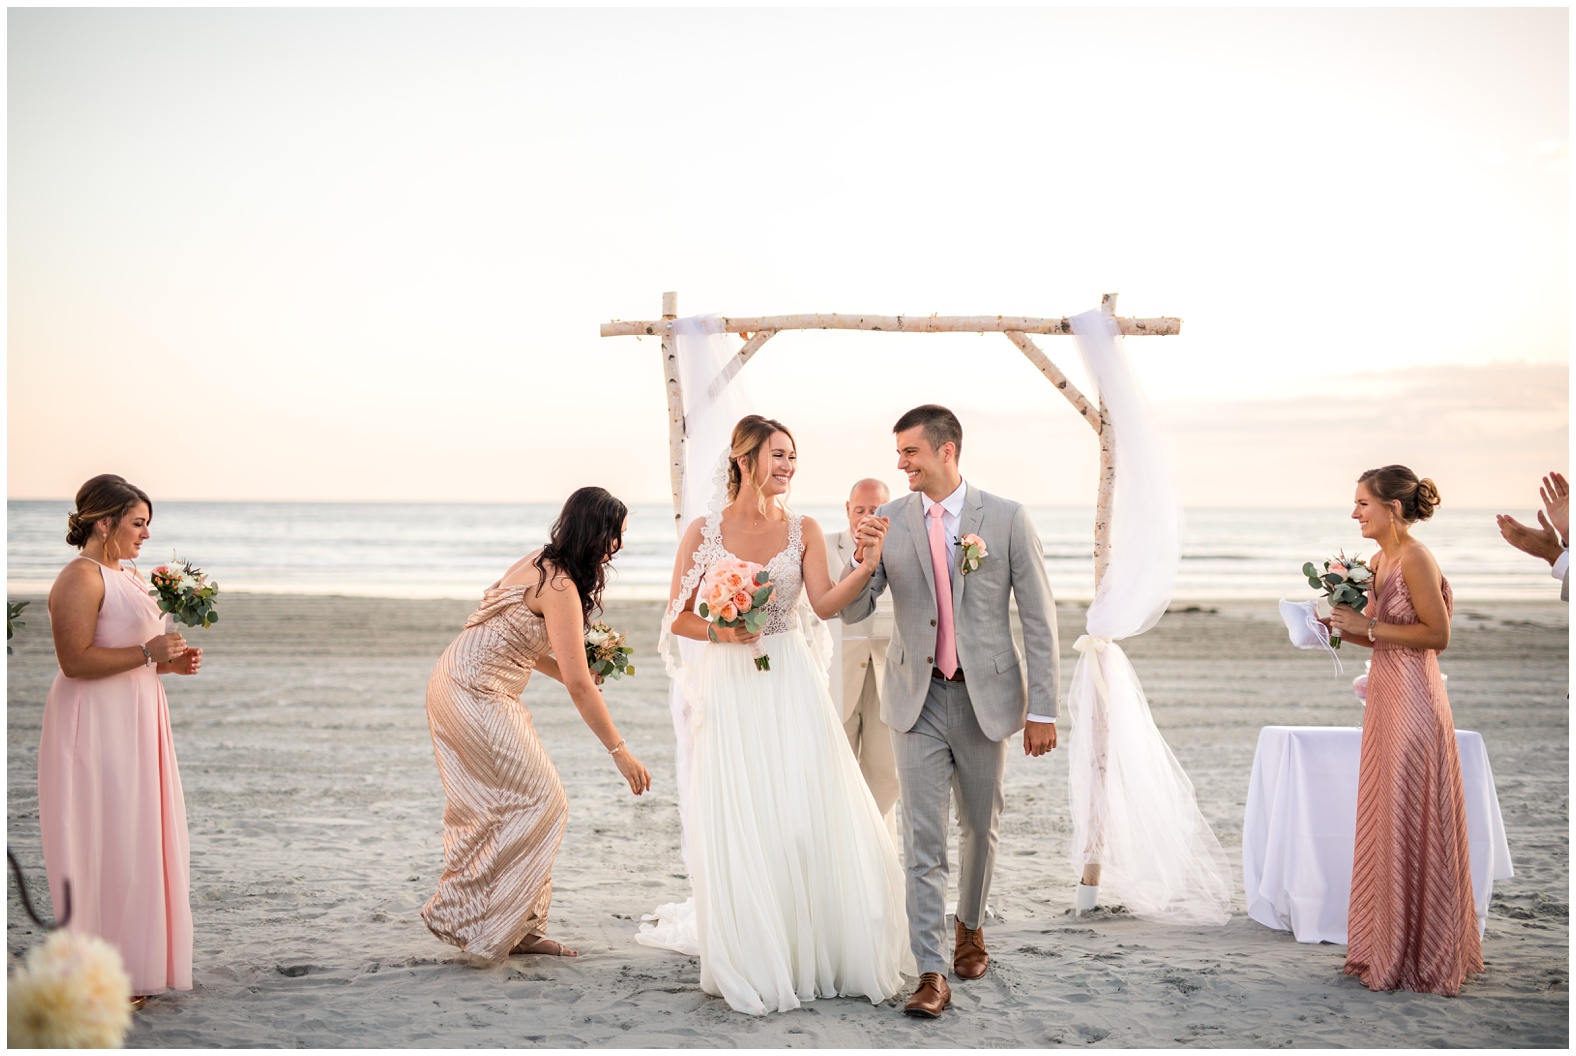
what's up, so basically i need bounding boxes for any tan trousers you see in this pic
[842,662,900,844]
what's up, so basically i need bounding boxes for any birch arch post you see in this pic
[601,292,1183,894]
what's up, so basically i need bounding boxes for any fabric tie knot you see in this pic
[1073,635,1110,655]
[927,503,958,679]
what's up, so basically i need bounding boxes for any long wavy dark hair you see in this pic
[531,486,628,626]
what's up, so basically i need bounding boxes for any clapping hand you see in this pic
[1497,510,1564,565]
[1540,471,1568,543]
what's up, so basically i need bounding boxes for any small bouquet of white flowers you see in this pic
[149,555,219,629]
[585,622,634,682]
[1301,552,1373,648]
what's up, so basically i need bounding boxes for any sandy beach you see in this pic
[6,592,1567,1048]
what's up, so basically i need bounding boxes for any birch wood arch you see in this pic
[600,291,1181,590]
[601,291,1184,893]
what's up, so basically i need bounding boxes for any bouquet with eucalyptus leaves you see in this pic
[149,556,219,629]
[1301,552,1373,648]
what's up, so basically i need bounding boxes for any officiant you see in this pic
[826,477,899,839]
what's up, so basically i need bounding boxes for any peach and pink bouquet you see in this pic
[1301,551,1373,648]
[149,554,219,629]
[698,557,776,671]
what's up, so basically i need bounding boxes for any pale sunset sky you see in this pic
[7,7,1568,510]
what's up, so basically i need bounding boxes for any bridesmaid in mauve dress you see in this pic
[38,475,203,1006]
[422,487,652,962]
[1327,465,1482,997]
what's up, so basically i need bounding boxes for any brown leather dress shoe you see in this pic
[953,920,989,979]
[903,972,952,1017]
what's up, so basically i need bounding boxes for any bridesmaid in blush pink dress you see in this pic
[1327,466,1482,997]
[38,475,203,1005]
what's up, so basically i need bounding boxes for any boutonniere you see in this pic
[958,534,988,575]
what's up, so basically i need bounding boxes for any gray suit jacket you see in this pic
[839,483,1059,741]
[827,529,894,722]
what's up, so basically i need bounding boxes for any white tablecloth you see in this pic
[1243,726,1514,944]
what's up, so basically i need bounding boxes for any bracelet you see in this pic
[1367,618,1378,642]
[608,739,626,756]
[707,624,718,643]
[140,644,154,666]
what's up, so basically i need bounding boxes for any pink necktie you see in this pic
[928,504,958,678]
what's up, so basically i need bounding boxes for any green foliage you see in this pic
[585,622,635,682]
[150,558,220,628]
[156,591,219,628]
[7,600,28,655]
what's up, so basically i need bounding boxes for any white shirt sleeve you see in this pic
[1026,712,1056,724]
[1552,548,1569,581]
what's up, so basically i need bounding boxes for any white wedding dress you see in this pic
[646,511,911,1015]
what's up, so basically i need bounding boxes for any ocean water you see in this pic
[5,499,1554,603]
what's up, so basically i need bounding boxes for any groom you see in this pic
[841,404,1059,1018]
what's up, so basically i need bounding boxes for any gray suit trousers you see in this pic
[893,675,1006,975]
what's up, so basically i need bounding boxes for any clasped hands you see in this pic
[852,514,890,564]
[145,630,202,675]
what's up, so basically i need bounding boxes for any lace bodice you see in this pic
[699,513,806,637]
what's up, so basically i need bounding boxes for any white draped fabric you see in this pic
[1065,309,1233,926]
[653,316,755,877]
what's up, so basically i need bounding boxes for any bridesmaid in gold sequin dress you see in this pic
[1327,466,1482,996]
[422,487,651,962]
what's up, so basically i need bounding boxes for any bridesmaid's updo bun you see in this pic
[1358,465,1441,523]
[66,474,153,548]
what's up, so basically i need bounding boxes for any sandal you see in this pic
[130,996,148,1012]
[510,935,578,957]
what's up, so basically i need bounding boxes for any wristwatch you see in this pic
[140,644,154,666]
[1367,618,1378,642]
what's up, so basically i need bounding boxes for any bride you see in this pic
[657,414,911,1015]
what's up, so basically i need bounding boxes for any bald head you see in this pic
[846,478,890,538]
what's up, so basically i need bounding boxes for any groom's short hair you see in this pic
[893,404,962,462]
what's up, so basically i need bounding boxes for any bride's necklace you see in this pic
[729,499,781,530]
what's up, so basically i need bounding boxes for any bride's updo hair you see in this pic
[1358,465,1441,523]
[726,415,796,509]
[66,474,153,549]
[531,486,628,627]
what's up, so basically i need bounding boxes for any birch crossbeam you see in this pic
[600,313,1181,338]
